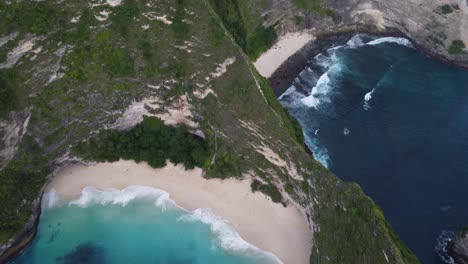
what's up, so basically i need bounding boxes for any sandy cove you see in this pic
[46,160,313,264]
[254,31,314,78]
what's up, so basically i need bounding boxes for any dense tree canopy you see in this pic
[74,116,209,169]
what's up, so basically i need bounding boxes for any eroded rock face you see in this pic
[448,227,468,264]
[0,111,31,168]
[266,0,468,67]
[331,0,468,63]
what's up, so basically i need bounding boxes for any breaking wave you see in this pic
[435,230,456,264]
[42,186,282,263]
[366,37,413,47]
[363,88,375,110]
[178,208,282,263]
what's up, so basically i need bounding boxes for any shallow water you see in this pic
[12,186,279,264]
[280,34,468,264]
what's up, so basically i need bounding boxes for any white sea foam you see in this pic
[305,137,331,168]
[279,86,306,109]
[300,69,334,109]
[178,208,282,263]
[312,145,331,168]
[435,230,456,264]
[346,34,365,48]
[68,185,175,210]
[42,189,60,209]
[363,88,375,110]
[364,88,375,102]
[366,37,413,47]
[343,128,351,135]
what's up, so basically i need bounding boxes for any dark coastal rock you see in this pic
[268,27,404,97]
[448,226,468,264]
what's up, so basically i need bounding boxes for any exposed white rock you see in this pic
[255,142,301,181]
[0,112,31,168]
[210,57,236,78]
[0,32,18,48]
[193,88,216,99]
[0,36,43,69]
[146,84,161,89]
[155,15,172,25]
[106,0,122,7]
[113,97,161,130]
[47,47,67,85]
[96,10,111,21]
[70,15,81,23]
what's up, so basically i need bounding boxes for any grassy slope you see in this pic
[0,0,417,263]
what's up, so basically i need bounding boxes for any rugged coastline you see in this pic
[1,1,466,262]
[268,25,468,97]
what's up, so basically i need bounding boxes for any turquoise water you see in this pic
[12,186,279,264]
[280,34,468,263]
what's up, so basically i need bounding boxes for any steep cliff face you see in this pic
[262,0,468,67]
[449,226,468,264]
[333,0,467,64]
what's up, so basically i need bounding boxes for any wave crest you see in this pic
[366,37,413,47]
[436,230,456,264]
[68,185,175,210]
[178,208,282,263]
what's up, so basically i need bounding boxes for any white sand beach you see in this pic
[46,160,313,264]
[254,31,314,78]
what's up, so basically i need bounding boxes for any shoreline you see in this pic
[41,160,312,264]
[267,26,468,97]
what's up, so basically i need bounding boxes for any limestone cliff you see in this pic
[264,0,468,67]
[449,226,468,264]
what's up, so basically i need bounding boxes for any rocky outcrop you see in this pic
[448,226,468,264]
[332,0,467,65]
[264,0,468,68]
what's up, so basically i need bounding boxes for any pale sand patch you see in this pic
[47,160,312,264]
[254,31,314,78]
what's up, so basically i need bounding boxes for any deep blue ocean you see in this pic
[280,34,468,263]
[11,186,280,264]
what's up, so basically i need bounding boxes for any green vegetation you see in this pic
[448,40,466,55]
[209,0,277,59]
[0,69,18,117]
[311,179,419,263]
[439,4,459,14]
[64,29,135,82]
[254,69,305,147]
[110,0,140,38]
[210,17,225,47]
[293,0,336,17]
[0,132,50,243]
[251,179,283,203]
[74,116,210,170]
[206,148,241,179]
[0,0,66,35]
[172,0,190,40]
[456,225,468,239]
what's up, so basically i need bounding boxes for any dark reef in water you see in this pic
[56,242,106,264]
